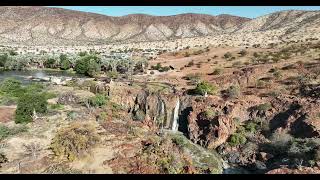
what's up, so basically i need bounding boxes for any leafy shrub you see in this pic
[239,50,248,57]
[158,66,170,72]
[0,78,24,97]
[225,85,241,99]
[194,81,217,96]
[184,52,190,57]
[229,133,247,147]
[203,109,217,119]
[273,71,282,80]
[0,53,8,67]
[253,52,260,58]
[245,121,258,133]
[0,124,28,140]
[186,60,194,67]
[223,52,232,59]
[256,80,266,88]
[50,104,64,110]
[43,163,82,174]
[212,68,223,75]
[24,82,44,92]
[107,71,119,79]
[230,57,236,61]
[151,63,170,72]
[44,58,57,68]
[50,123,100,161]
[15,92,48,124]
[98,112,108,121]
[184,73,201,85]
[67,111,78,120]
[266,132,294,155]
[254,103,272,112]
[0,125,10,140]
[89,94,108,107]
[288,139,316,159]
[79,51,88,57]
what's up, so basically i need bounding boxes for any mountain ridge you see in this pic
[0,6,319,46]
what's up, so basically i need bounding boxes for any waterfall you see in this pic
[171,98,180,131]
[160,100,165,115]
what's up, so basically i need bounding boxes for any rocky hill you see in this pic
[0,6,319,46]
[0,6,249,46]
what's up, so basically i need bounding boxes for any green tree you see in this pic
[194,81,217,96]
[75,55,101,76]
[60,54,71,70]
[75,57,88,74]
[44,58,56,68]
[0,54,8,67]
[15,93,48,124]
[87,59,100,77]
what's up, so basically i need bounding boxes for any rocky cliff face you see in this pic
[108,84,191,131]
[105,81,320,157]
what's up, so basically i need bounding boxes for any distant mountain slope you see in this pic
[0,6,249,45]
[0,7,319,46]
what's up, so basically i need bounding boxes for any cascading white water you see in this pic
[160,100,165,115]
[35,71,46,79]
[171,98,180,131]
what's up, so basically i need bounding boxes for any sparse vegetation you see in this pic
[239,50,248,57]
[225,85,241,99]
[212,68,223,75]
[229,133,247,147]
[151,63,170,72]
[223,52,232,59]
[0,124,28,140]
[194,81,217,96]
[50,123,100,161]
[89,94,108,107]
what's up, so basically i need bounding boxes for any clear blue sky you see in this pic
[50,6,320,18]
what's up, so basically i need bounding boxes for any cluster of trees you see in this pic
[0,50,149,78]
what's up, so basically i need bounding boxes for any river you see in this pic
[0,69,83,84]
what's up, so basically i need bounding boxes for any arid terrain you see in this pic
[0,6,320,174]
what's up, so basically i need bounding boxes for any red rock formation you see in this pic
[266,166,320,174]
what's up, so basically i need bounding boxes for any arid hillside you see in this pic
[0,7,319,46]
[0,6,249,46]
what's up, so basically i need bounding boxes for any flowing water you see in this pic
[171,98,180,131]
[0,70,83,84]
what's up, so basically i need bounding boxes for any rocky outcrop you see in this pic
[268,95,320,138]
[266,166,320,174]
[187,96,253,149]
[107,84,191,130]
